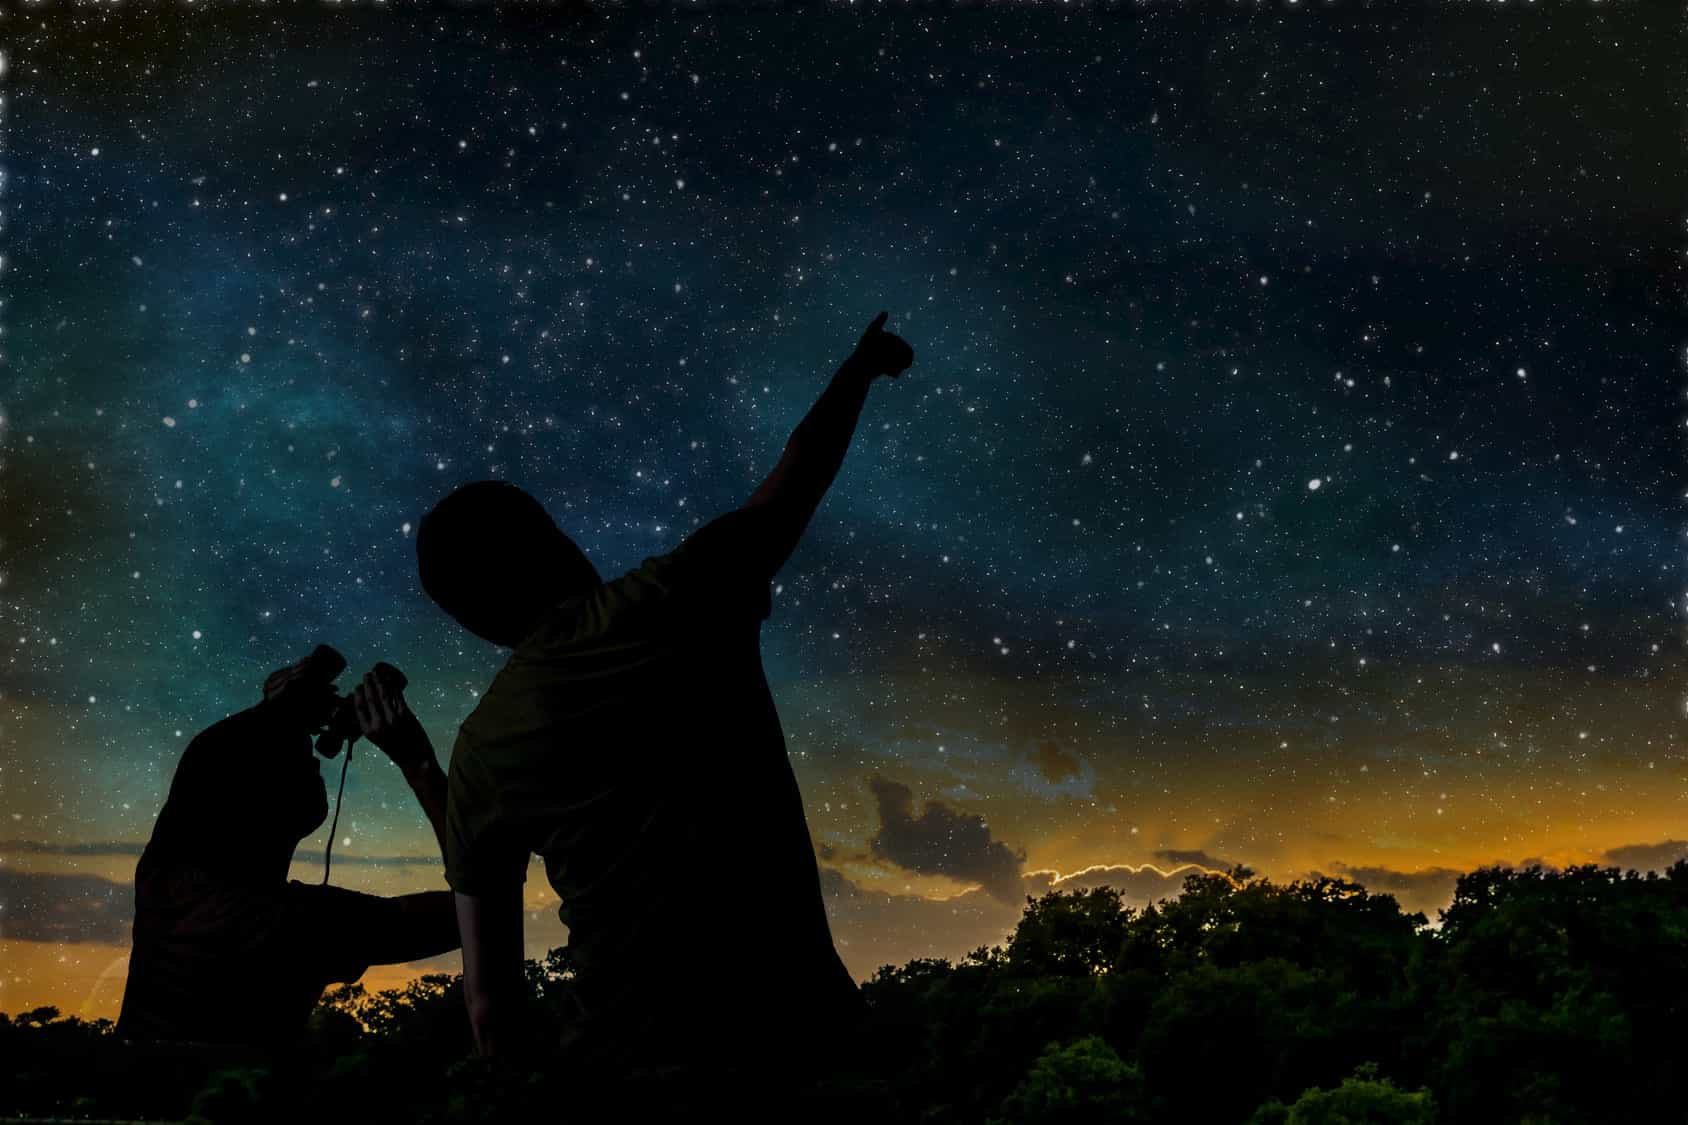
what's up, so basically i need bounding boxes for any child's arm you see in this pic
[456,886,525,1056]
[739,311,914,578]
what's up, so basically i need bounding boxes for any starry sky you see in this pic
[2,2,1682,1020]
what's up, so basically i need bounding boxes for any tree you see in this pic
[990,1036,1146,1125]
[1005,886,1134,978]
[1248,1063,1434,1125]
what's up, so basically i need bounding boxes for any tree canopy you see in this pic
[7,860,1688,1123]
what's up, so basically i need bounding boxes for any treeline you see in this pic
[6,862,1688,1123]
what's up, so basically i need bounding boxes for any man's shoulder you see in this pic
[192,703,268,744]
[169,706,269,780]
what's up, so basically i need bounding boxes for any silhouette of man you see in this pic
[418,311,914,1085]
[116,648,461,1047]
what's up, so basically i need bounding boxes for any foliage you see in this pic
[1248,1063,1435,1125]
[5,861,1687,1122]
[989,1035,1146,1125]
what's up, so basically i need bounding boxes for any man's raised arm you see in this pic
[740,311,914,577]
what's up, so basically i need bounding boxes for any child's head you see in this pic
[417,480,601,647]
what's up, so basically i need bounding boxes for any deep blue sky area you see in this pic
[1,3,1683,1013]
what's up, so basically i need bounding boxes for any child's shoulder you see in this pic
[451,648,560,754]
[451,663,515,753]
[519,562,687,654]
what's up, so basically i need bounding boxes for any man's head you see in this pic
[417,481,601,647]
[261,647,343,734]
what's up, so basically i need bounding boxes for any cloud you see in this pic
[0,870,133,944]
[1601,840,1688,873]
[1152,849,1235,872]
[0,840,146,857]
[0,852,440,946]
[1312,862,1466,918]
[866,775,1028,903]
[820,866,1021,973]
[0,841,440,869]
[288,853,443,868]
[1031,740,1082,785]
[1031,863,1213,903]
[819,861,1202,979]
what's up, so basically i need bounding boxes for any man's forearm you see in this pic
[749,353,875,513]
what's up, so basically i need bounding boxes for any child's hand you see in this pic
[849,310,914,379]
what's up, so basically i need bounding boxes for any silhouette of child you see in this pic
[417,312,914,1086]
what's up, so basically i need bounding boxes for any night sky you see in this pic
[2,3,1682,1020]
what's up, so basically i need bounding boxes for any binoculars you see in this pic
[298,644,408,759]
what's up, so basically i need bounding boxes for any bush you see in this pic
[1249,1063,1435,1125]
[990,1035,1146,1125]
